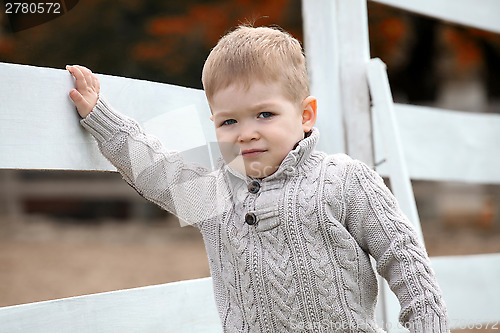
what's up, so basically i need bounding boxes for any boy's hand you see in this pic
[67,65,100,118]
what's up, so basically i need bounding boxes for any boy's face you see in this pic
[210,81,316,178]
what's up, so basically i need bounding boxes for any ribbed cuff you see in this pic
[80,96,129,143]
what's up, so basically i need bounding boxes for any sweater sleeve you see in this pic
[79,97,228,227]
[342,158,449,332]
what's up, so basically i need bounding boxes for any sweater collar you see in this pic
[222,127,319,182]
[265,127,319,180]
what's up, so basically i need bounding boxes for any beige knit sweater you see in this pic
[81,97,449,332]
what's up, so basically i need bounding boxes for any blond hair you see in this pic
[202,25,309,104]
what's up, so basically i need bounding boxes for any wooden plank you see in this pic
[302,0,346,155]
[367,58,423,241]
[373,103,500,184]
[368,58,422,333]
[370,0,500,34]
[337,0,374,166]
[0,277,222,333]
[0,62,215,171]
[432,254,500,328]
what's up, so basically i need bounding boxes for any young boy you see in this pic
[67,26,449,332]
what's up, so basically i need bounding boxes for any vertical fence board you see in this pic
[336,0,374,166]
[302,0,345,154]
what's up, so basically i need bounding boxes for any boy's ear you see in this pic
[301,96,317,132]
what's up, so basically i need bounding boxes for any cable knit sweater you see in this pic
[81,97,449,332]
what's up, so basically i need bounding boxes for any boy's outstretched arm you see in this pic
[65,66,222,228]
[67,65,100,118]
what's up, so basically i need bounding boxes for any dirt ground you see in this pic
[1,213,499,332]
[0,215,210,307]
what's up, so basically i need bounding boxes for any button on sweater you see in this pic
[81,97,449,332]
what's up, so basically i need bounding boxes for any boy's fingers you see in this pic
[73,65,99,93]
[74,65,94,86]
[69,66,88,91]
[93,76,100,94]
[68,65,99,95]
[69,89,91,118]
[67,65,98,118]
[69,88,85,105]
[80,67,93,88]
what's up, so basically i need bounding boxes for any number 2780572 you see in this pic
[5,2,61,14]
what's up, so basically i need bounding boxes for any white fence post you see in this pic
[302,0,374,165]
[302,0,345,155]
[336,0,374,166]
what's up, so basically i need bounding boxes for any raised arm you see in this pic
[66,66,228,228]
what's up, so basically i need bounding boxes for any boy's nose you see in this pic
[237,125,260,142]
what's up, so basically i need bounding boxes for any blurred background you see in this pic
[0,0,499,325]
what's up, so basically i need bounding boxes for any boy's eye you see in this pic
[258,112,274,119]
[221,119,237,126]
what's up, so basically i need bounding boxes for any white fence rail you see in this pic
[375,103,500,184]
[0,278,222,333]
[0,62,215,171]
[371,0,500,33]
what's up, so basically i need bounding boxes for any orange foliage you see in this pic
[0,38,15,56]
[380,18,406,42]
[148,17,194,36]
[132,0,302,71]
[442,27,482,71]
[145,0,296,45]
[255,0,288,21]
[235,0,253,5]
[189,4,231,45]
[132,42,173,62]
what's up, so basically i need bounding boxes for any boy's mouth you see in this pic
[241,149,266,158]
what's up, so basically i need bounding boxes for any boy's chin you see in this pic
[224,157,275,178]
[237,161,278,178]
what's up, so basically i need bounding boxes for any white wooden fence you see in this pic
[1,0,500,332]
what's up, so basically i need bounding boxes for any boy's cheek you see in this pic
[218,142,240,163]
